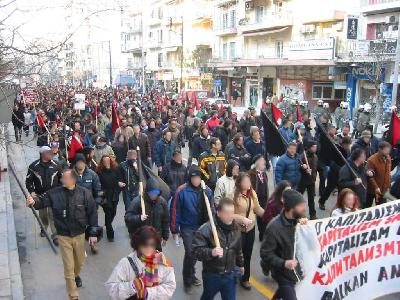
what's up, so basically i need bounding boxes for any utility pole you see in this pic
[392,15,400,106]
[108,40,112,87]
[180,16,184,92]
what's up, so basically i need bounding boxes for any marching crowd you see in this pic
[11,84,399,300]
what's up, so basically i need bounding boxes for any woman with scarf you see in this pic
[233,173,264,290]
[105,226,176,300]
[97,155,121,241]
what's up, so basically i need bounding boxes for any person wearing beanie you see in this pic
[170,166,213,294]
[214,159,240,205]
[351,129,372,158]
[297,141,318,219]
[260,189,307,300]
[248,154,270,241]
[124,177,169,250]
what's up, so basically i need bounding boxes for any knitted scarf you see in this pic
[137,251,172,287]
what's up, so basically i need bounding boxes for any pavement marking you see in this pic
[249,276,274,300]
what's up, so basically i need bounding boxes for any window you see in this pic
[158,30,163,43]
[230,10,236,27]
[334,89,345,100]
[223,13,229,29]
[149,31,153,39]
[312,83,333,100]
[255,6,264,23]
[223,43,228,60]
[230,42,236,59]
[158,53,163,67]
[275,40,283,58]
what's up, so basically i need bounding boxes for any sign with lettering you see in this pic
[347,17,358,40]
[287,38,335,60]
[74,94,86,110]
[296,201,400,300]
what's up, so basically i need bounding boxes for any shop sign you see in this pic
[347,16,358,40]
[201,73,213,80]
[214,79,222,87]
[351,65,384,81]
[287,38,335,60]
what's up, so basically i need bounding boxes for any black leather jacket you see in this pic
[192,217,244,274]
[25,159,61,195]
[33,185,98,237]
[118,161,140,193]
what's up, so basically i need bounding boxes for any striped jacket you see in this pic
[199,150,226,188]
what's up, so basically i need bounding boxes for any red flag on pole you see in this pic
[37,114,45,128]
[296,106,304,123]
[389,111,400,146]
[219,103,225,117]
[271,103,283,126]
[68,135,83,160]
[111,102,120,134]
[164,94,168,106]
[195,98,200,111]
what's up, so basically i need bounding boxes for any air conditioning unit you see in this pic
[245,1,254,10]
[386,15,398,24]
[300,24,316,33]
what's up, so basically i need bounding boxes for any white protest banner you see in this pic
[74,93,86,110]
[295,200,400,300]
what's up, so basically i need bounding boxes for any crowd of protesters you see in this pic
[17,84,400,300]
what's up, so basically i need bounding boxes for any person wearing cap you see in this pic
[160,150,187,198]
[366,141,392,208]
[170,167,213,294]
[26,145,62,245]
[275,142,302,189]
[248,154,269,241]
[214,159,240,206]
[51,142,69,169]
[94,136,115,164]
[351,130,372,158]
[260,189,306,300]
[297,141,318,219]
[124,177,169,250]
[118,149,141,211]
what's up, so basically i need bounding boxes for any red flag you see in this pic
[195,98,200,111]
[296,106,304,123]
[219,103,225,117]
[68,135,83,160]
[37,114,45,128]
[389,111,400,146]
[164,94,168,106]
[271,103,283,126]
[111,102,120,134]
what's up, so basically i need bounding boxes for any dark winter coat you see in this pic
[160,160,187,196]
[125,196,169,240]
[75,167,103,204]
[153,138,176,167]
[33,185,98,237]
[128,133,151,161]
[260,213,303,284]
[118,160,140,193]
[338,160,368,206]
[225,143,252,171]
[111,141,128,164]
[193,217,244,274]
[25,159,61,195]
[275,153,302,187]
[97,167,120,204]
[192,135,210,160]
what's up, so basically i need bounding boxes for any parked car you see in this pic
[204,98,231,109]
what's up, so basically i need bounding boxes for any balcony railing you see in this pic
[214,26,238,36]
[239,11,293,32]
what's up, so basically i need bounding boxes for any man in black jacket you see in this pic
[193,197,244,300]
[124,178,169,250]
[26,169,98,300]
[26,146,61,244]
[338,148,370,208]
[118,150,140,211]
[260,190,307,300]
[160,150,187,197]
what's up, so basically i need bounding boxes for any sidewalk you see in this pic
[0,124,23,299]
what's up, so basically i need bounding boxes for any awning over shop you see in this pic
[243,26,289,37]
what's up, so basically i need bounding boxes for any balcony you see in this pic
[163,38,181,49]
[360,0,400,14]
[215,26,238,36]
[239,11,293,33]
[123,40,143,54]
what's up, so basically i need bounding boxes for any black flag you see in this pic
[260,110,286,156]
[315,121,344,166]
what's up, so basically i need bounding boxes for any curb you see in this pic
[0,124,24,299]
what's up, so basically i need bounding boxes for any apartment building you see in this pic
[211,0,359,109]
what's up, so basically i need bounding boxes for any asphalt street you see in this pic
[7,130,399,300]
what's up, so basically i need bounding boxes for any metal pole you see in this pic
[108,40,112,87]
[180,16,183,92]
[392,15,400,106]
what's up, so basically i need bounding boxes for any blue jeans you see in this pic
[181,227,197,287]
[200,272,236,300]
[122,190,138,211]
